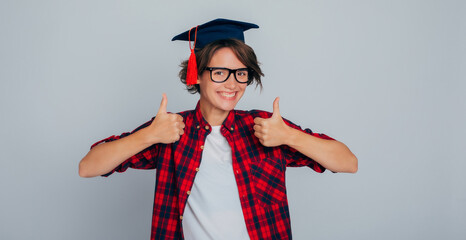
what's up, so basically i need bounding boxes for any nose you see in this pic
[224,72,237,89]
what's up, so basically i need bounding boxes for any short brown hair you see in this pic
[178,39,264,94]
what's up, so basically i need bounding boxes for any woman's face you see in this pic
[198,47,247,115]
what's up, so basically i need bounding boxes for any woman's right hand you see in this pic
[145,93,185,144]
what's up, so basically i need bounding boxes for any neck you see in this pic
[199,100,230,126]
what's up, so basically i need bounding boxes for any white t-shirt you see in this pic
[182,126,250,240]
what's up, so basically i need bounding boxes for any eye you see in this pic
[213,70,225,76]
[237,70,248,77]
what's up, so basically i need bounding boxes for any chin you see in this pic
[215,102,238,111]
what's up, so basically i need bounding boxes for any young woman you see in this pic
[79,19,357,240]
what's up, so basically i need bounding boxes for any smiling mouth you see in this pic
[219,92,236,98]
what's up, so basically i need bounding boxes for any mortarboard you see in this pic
[172,18,259,86]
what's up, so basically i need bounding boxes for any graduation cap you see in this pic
[172,18,259,86]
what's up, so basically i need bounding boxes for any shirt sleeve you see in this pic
[89,117,159,177]
[281,117,335,173]
[249,109,334,173]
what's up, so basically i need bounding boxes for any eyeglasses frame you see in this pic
[204,67,252,84]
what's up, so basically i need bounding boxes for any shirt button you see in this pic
[195,168,200,172]
[230,127,234,131]
[196,125,200,129]
[200,145,204,150]
[180,215,183,220]
[236,170,239,174]
[205,126,210,130]
[187,191,191,195]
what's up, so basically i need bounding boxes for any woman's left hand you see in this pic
[253,97,293,147]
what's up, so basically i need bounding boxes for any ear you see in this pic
[196,76,201,84]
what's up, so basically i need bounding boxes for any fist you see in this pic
[253,97,292,147]
[146,93,185,144]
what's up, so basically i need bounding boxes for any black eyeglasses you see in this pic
[204,67,251,83]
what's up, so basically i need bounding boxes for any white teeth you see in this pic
[220,92,236,97]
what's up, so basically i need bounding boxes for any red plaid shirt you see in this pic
[91,102,334,240]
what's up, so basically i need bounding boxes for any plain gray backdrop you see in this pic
[1,0,465,239]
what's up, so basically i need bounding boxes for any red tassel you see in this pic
[186,26,199,86]
[186,49,198,86]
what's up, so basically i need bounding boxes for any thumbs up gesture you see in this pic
[253,97,292,147]
[146,93,185,144]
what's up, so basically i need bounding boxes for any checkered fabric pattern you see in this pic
[91,101,334,240]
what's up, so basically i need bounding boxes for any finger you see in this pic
[158,93,168,114]
[170,114,179,121]
[271,97,280,118]
[254,131,263,139]
[253,124,262,132]
[258,139,265,145]
[177,123,185,131]
[254,117,264,125]
[176,114,183,122]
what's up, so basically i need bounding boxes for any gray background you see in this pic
[1,0,465,239]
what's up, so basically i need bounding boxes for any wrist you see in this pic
[136,127,159,146]
[284,126,300,147]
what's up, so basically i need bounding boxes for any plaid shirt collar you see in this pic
[193,101,236,133]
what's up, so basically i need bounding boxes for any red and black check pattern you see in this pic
[91,102,334,240]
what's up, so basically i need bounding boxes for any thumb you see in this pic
[271,97,281,118]
[158,93,168,114]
